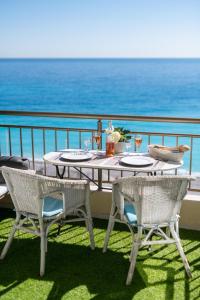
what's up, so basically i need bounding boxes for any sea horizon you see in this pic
[0,57,200,60]
[0,58,200,172]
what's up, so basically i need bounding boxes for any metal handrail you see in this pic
[0,124,200,138]
[0,110,200,191]
[1,110,200,124]
[0,124,95,132]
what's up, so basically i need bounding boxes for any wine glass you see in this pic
[125,141,131,155]
[134,135,142,153]
[93,131,101,150]
[84,138,91,153]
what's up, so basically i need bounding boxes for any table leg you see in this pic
[98,169,103,190]
[56,166,66,179]
[57,223,61,236]
[73,167,99,188]
[56,166,110,190]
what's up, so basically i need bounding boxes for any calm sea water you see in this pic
[0,58,200,172]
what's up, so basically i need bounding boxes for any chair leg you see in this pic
[45,226,48,253]
[126,240,140,285]
[40,233,46,277]
[170,226,192,278]
[128,225,137,261]
[103,215,115,253]
[0,216,20,260]
[175,217,180,238]
[39,220,47,277]
[86,217,95,250]
[126,227,142,285]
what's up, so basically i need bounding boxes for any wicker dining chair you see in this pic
[103,175,193,285]
[0,166,95,276]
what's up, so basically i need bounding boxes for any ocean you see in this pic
[0,58,200,173]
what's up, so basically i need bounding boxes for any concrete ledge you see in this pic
[90,189,112,219]
[90,190,200,231]
[185,192,200,202]
[1,189,200,231]
[179,199,200,230]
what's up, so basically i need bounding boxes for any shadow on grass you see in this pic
[0,239,145,300]
[0,214,143,299]
[0,213,199,299]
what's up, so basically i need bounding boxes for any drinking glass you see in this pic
[134,135,142,153]
[125,141,131,155]
[93,131,101,150]
[84,138,91,153]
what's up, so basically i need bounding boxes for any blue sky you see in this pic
[0,0,199,58]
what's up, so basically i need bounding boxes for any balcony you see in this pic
[0,110,200,230]
[0,110,200,298]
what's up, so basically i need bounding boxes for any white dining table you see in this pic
[43,149,183,189]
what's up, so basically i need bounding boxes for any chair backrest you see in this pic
[113,175,193,226]
[2,166,89,218]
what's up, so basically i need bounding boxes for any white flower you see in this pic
[111,131,121,143]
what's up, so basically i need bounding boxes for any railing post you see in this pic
[189,137,193,190]
[8,127,12,156]
[97,119,103,190]
[20,127,23,157]
[97,119,102,150]
[31,128,35,170]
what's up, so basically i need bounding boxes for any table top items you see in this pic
[60,152,93,162]
[43,124,188,175]
[44,149,183,173]
[112,127,132,154]
[120,156,155,167]
[148,144,190,163]
[105,121,120,157]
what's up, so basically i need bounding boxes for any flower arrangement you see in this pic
[105,127,120,143]
[105,123,132,155]
[114,127,132,142]
[105,126,131,143]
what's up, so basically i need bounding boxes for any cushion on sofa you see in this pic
[0,156,29,183]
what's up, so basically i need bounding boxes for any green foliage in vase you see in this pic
[114,127,132,142]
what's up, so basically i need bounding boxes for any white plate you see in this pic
[60,148,84,153]
[60,152,93,162]
[120,156,155,167]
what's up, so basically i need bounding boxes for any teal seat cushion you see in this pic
[124,203,137,225]
[43,196,63,217]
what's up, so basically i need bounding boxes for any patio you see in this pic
[0,111,200,299]
[0,209,199,300]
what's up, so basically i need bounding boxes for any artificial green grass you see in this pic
[0,209,199,300]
